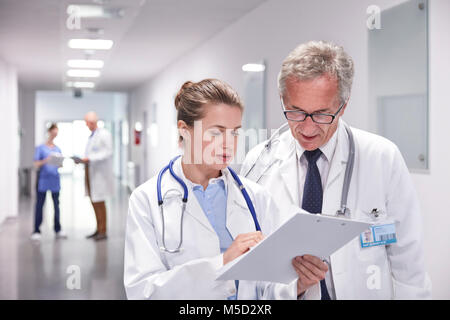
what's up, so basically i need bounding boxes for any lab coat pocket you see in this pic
[347,240,393,299]
[356,239,387,262]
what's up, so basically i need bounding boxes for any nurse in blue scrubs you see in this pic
[31,123,67,241]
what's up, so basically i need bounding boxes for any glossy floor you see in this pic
[0,172,129,299]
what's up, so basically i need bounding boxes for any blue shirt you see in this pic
[192,177,237,299]
[34,144,62,192]
[192,179,234,253]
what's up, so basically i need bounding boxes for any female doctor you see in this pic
[124,79,282,300]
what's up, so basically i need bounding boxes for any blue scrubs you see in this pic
[34,144,62,192]
[33,144,62,234]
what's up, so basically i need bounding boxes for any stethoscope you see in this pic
[243,121,355,218]
[157,155,261,253]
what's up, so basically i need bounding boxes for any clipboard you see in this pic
[216,208,372,284]
[47,152,64,167]
[71,156,82,163]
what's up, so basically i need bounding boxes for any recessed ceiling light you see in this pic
[68,39,113,50]
[86,27,104,35]
[67,5,103,18]
[66,69,101,77]
[67,4,125,19]
[66,81,96,88]
[242,63,266,72]
[67,59,104,68]
[92,0,110,4]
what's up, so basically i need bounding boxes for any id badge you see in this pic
[360,223,397,248]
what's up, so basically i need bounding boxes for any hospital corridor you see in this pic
[0,0,450,306]
[0,170,128,299]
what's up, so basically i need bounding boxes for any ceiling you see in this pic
[0,0,266,91]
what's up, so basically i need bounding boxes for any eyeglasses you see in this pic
[281,99,346,124]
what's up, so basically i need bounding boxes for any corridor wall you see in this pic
[0,57,19,225]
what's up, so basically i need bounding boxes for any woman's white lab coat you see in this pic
[124,157,283,299]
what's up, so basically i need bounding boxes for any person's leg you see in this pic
[92,201,106,234]
[85,164,91,196]
[34,191,46,233]
[85,164,98,239]
[92,201,107,240]
[52,192,61,233]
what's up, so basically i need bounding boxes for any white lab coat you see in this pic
[241,120,432,300]
[85,128,114,202]
[124,157,283,300]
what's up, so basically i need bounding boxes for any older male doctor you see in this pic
[241,41,431,299]
[76,111,114,241]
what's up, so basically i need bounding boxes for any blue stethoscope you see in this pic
[157,155,261,253]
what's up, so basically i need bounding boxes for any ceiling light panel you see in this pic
[66,69,101,77]
[67,5,125,19]
[242,63,266,72]
[66,81,96,88]
[68,39,113,50]
[67,59,104,68]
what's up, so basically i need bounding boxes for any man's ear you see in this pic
[340,99,349,116]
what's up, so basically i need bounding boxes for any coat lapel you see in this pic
[322,121,349,216]
[225,169,256,239]
[324,120,353,299]
[274,132,299,205]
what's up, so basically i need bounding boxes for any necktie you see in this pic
[301,149,331,300]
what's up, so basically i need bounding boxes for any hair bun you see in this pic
[175,81,194,110]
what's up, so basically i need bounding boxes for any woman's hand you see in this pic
[223,231,264,265]
[34,156,51,168]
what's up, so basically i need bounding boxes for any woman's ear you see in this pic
[177,120,189,141]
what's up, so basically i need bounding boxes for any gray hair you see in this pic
[278,40,354,104]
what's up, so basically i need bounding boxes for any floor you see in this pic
[0,169,130,299]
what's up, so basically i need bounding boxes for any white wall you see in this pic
[129,0,397,180]
[410,0,450,300]
[0,57,19,224]
[35,91,127,144]
[128,0,450,298]
[35,90,129,178]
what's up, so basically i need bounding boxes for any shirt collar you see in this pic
[89,129,98,138]
[175,157,228,192]
[295,126,339,163]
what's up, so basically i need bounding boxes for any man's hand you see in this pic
[223,231,264,265]
[292,255,329,296]
[81,158,89,164]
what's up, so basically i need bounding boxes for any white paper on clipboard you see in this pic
[47,152,64,167]
[216,209,371,284]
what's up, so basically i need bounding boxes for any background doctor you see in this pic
[124,79,280,299]
[241,40,432,299]
[75,111,114,241]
